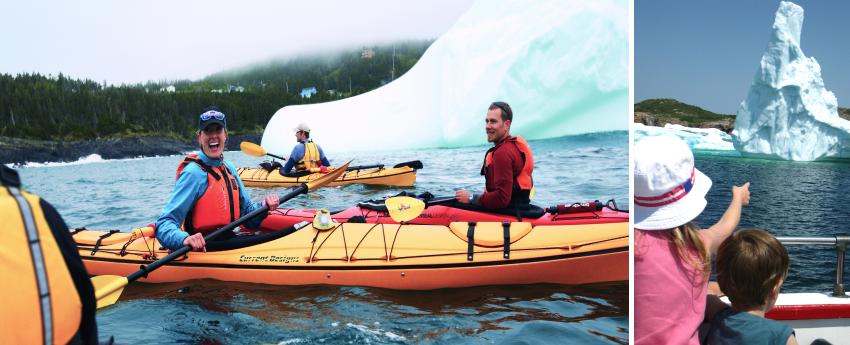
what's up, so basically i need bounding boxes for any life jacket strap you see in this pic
[91,229,120,255]
[466,222,477,261]
[184,157,221,180]
[502,221,511,259]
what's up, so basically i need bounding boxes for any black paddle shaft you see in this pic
[267,152,287,161]
[346,163,384,171]
[126,184,308,283]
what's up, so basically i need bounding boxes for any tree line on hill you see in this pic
[0,40,432,141]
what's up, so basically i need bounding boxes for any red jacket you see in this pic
[478,135,533,209]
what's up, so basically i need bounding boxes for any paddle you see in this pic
[384,196,426,222]
[92,160,352,309]
[346,163,384,171]
[346,160,423,171]
[240,141,287,161]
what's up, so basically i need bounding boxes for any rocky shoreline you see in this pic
[634,112,735,133]
[1,133,262,166]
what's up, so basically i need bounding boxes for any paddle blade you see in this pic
[385,196,426,222]
[91,275,129,309]
[240,142,267,158]
[305,160,351,191]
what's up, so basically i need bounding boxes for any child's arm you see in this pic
[703,182,751,255]
[704,294,728,322]
[707,281,724,297]
[786,334,798,345]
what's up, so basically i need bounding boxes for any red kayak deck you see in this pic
[259,203,627,232]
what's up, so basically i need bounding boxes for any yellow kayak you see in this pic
[237,161,421,188]
[73,219,627,290]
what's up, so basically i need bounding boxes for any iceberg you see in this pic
[634,123,735,151]
[732,1,850,161]
[261,0,627,154]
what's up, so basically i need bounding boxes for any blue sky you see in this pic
[0,0,473,85]
[636,1,850,114]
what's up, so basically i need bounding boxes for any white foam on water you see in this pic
[345,323,407,342]
[634,123,735,151]
[9,151,193,169]
[384,332,407,342]
[11,154,107,168]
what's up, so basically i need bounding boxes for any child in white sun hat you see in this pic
[633,135,751,345]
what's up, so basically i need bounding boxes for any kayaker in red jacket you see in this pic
[456,101,534,209]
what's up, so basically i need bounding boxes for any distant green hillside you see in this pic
[634,99,733,123]
[636,99,850,132]
[0,40,432,141]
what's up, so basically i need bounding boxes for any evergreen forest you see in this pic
[0,40,432,141]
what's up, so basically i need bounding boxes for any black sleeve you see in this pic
[40,198,99,345]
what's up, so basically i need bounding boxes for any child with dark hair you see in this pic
[706,228,797,345]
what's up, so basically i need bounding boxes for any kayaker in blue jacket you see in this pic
[156,107,280,252]
[281,123,331,174]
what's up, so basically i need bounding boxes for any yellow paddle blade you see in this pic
[385,196,426,222]
[240,141,267,158]
[305,160,351,191]
[91,275,129,309]
[529,186,535,201]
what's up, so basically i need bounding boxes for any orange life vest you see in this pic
[295,141,324,172]
[175,154,241,234]
[482,135,534,191]
[1,170,84,344]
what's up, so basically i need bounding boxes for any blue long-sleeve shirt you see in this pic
[155,151,267,250]
[282,140,331,173]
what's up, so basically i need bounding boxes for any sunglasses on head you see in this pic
[491,101,512,115]
[200,110,225,121]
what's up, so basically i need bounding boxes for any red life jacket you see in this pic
[481,136,534,203]
[175,154,241,234]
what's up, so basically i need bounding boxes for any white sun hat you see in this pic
[293,123,311,132]
[634,135,712,230]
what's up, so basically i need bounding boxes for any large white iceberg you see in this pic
[261,0,627,154]
[732,1,850,161]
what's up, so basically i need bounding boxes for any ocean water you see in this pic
[694,150,850,294]
[16,132,628,344]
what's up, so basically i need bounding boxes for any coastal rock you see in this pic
[634,112,734,134]
[732,1,850,161]
[1,132,263,166]
[701,119,735,134]
[0,136,194,166]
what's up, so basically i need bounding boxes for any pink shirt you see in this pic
[635,229,708,345]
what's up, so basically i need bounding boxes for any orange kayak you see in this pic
[73,219,627,290]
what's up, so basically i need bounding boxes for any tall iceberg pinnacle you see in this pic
[732,1,850,161]
[261,0,627,154]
